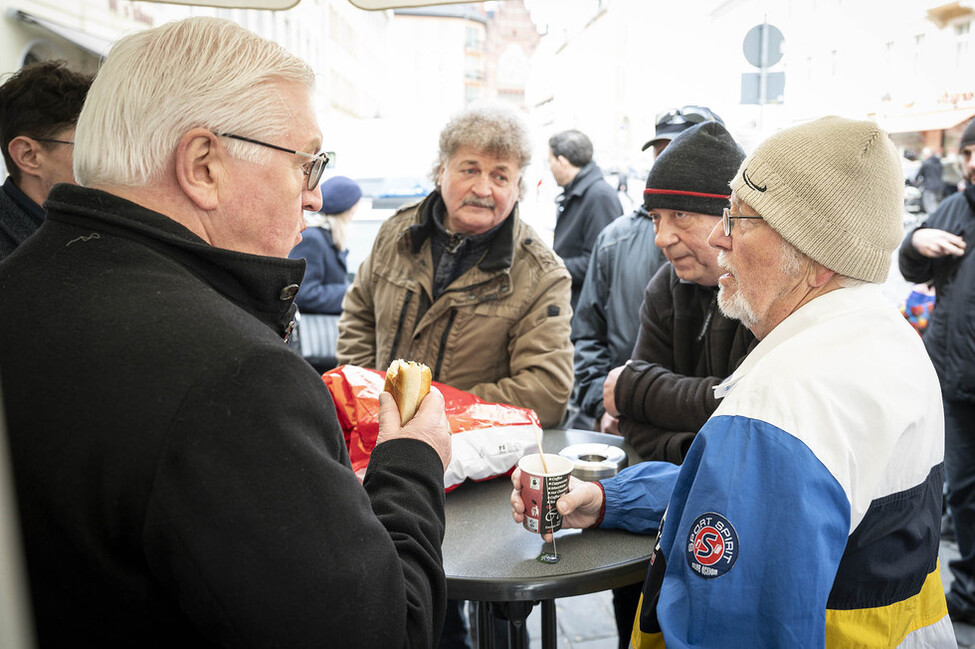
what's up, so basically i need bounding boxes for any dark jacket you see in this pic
[338,191,574,428]
[916,154,944,193]
[899,189,975,404]
[0,176,45,261]
[571,207,666,419]
[615,264,757,462]
[0,184,446,648]
[552,161,622,310]
[289,224,349,314]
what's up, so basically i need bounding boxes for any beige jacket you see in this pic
[337,193,573,427]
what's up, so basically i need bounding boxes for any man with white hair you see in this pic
[511,116,954,647]
[0,17,452,647]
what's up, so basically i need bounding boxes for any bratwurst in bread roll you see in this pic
[383,359,432,425]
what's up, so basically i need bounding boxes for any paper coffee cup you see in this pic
[518,453,574,535]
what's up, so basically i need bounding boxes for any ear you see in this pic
[437,161,446,187]
[7,136,43,177]
[175,128,223,211]
[808,261,836,288]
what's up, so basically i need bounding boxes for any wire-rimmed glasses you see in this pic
[722,207,763,236]
[218,133,329,191]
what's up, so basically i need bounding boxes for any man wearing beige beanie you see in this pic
[511,116,954,647]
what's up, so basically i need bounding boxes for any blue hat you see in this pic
[320,176,362,214]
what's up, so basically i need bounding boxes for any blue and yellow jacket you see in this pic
[600,284,954,648]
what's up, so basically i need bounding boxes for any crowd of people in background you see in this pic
[0,14,971,649]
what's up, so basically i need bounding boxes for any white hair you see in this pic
[75,17,315,187]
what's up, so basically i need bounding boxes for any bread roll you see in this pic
[383,359,432,425]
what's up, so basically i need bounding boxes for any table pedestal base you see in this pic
[474,600,557,649]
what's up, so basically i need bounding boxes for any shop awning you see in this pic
[874,106,975,134]
[10,9,114,58]
[351,0,474,6]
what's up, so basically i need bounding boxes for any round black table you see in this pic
[443,428,652,649]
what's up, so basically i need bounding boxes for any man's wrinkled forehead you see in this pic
[451,150,520,175]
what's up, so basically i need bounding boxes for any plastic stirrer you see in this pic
[534,426,548,473]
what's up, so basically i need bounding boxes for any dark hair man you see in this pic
[900,117,975,626]
[548,128,622,311]
[0,60,92,260]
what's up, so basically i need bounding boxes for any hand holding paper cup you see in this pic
[517,453,574,535]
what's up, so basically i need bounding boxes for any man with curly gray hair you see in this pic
[340,102,573,430]
[339,102,574,647]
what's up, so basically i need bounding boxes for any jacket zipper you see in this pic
[433,308,458,382]
[386,290,413,369]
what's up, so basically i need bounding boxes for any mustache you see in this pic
[462,198,495,210]
[717,251,734,274]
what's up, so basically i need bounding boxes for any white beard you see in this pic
[717,282,758,329]
[716,241,807,331]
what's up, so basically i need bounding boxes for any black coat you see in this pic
[552,161,622,310]
[614,264,757,462]
[899,189,975,404]
[0,177,45,261]
[916,155,944,192]
[0,185,446,648]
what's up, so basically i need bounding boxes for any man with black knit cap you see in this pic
[513,116,953,647]
[569,107,725,434]
[601,121,756,463]
[588,119,756,649]
[900,116,975,625]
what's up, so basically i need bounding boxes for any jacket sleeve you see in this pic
[337,248,379,369]
[144,346,446,648]
[571,235,612,419]
[618,416,696,464]
[562,189,622,288]
[468,265,574,428]
[598,459,680,534]
[293,236,349,315]
[898,224,936,284]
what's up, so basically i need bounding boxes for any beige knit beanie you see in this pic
[730,116,904,283]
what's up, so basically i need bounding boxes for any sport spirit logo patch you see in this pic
[685,512,739,579]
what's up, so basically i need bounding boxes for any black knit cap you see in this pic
[643,120,745,216]
[960,118,975,151]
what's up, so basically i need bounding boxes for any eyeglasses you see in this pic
[34,138,74,146]
[218,133,329,191]
[722,207,763,236]
[654,106,718,128]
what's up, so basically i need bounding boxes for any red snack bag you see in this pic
[322,364,542,491]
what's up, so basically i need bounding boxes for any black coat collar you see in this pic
[45,184,306,338]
